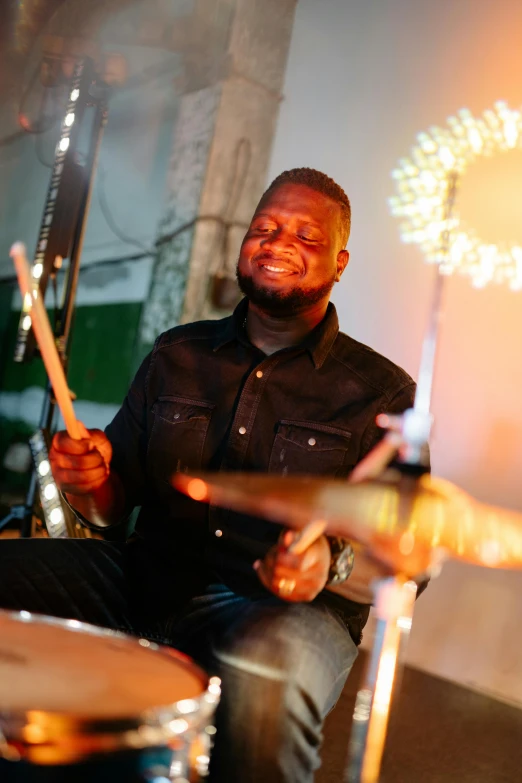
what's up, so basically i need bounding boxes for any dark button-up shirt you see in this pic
[106,298,416,599]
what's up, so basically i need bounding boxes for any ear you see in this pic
[335,249,349,282]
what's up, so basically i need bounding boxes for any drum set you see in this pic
[2,176,522,781]
[0,611,220,782]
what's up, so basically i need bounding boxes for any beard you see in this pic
[236,266,335,316]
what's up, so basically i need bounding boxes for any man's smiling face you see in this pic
[237,183,349,315]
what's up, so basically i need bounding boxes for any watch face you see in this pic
[337,547,354,579]
[332,544,354,583]
[328,539,355,585]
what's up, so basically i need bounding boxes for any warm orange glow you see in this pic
[360,578,417,782]
[187,479,208,502]
[373,649,399,716]
[399,530,415,555]
[23,718,46,744]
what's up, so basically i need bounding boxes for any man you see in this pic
[0,168,417,781]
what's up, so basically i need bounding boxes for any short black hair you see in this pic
[262,167,351,247]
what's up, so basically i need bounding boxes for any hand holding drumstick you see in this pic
[10,244,119,521]
[255,415,408,602]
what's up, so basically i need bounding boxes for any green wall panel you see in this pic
[0,301,145,405]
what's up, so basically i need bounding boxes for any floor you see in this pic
[319,650,522,782]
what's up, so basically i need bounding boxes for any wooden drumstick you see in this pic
[349,421,404,484]
[10,242,86,441]
[286,518,328,555]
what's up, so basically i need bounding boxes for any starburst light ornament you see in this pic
[389,102,522,290]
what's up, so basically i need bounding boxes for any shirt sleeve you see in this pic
[104,351,152,510]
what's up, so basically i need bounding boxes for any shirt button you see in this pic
[308,437,316,446]
[256,370,263,378]
[215,529,223,537]
[238,426,247,435]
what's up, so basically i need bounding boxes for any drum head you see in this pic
[0,611,207,718]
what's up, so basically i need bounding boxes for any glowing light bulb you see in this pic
[438,146,455,168]
[33,263,43,279]
[504,118,518,148]
[177,699,199,714]
[38,460,50,477]
[49,507,64,525]
[168,719,189,735]
[65,112,75,127]
[420,138,437,154]
[59,137,70,153]
[44,483,57,500]
[22,315,32,331]
[468,127,483,152]
[70,89,80,101]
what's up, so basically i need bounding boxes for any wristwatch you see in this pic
[326,537,355,585]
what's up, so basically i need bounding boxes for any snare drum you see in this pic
[0,611,220,782]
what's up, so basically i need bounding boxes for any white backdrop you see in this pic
[268,0,522,704]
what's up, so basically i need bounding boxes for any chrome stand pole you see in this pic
[345,577,417,783]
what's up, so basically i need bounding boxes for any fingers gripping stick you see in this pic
[10,243,89,441]
[286,519,327,555]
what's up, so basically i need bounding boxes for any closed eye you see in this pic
[252,224,277,234]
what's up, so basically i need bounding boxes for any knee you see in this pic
[213,602,356,714]
[213,604,313,681]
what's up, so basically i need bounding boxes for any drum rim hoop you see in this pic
[0,610,217,764]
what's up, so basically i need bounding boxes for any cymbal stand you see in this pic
[397,169,459,471]
[344,171,459,782]
[346,577,417,782]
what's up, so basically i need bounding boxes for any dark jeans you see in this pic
[0,538,358,782]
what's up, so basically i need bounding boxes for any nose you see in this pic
[260,226,294,255]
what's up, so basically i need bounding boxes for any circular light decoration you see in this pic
[389,101,522,290]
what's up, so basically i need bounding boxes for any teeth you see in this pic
[263,265,288,273]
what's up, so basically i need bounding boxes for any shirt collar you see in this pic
[213,297,339,369]
[212,298,249,352]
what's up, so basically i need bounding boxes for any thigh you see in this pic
[216,598,357,716]
[0,538,134,634]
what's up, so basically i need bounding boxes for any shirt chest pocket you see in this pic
[149,396,215,481]
[268,420,353,478]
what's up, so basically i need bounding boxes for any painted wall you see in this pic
[268,0,522,704]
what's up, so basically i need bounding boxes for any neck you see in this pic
[245,299,329,355]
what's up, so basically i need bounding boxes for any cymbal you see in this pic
[173,471,522,575]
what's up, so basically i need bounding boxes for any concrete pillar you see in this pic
[140,0,298,345]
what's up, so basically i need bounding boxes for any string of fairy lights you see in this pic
[389,101,522,291]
